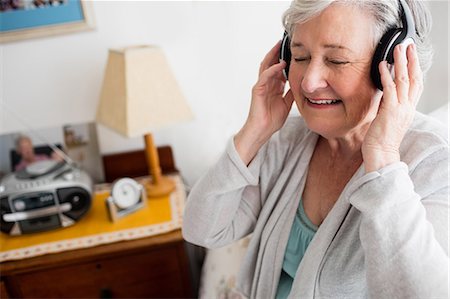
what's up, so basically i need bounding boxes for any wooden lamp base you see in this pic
[145,176,176,198]
[144,132,176,199]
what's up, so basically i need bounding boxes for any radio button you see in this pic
[14,200,26,211]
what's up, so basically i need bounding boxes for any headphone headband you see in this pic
[399,0,416,40]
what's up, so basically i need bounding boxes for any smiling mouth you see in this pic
[305,98,342,105]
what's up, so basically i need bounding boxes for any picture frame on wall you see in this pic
[0,0,95,43]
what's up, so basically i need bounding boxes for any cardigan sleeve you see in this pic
[182,137,268,248]
[182,116,309,249]
[346,145,449,298]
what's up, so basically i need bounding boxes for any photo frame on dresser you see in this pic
[0,122,105,183]
[0,0,95,43]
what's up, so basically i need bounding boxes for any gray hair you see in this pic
[282,0,433,75]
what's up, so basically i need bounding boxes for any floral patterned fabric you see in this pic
[199,236,251,299]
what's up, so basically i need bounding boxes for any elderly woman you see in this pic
[183,0,449,298]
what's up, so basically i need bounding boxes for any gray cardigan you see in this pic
[183,113,449,298]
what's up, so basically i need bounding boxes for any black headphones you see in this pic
[279,0,416,90]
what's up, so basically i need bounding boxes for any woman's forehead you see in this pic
[292,4,375,54]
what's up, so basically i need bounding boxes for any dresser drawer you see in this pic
[9,243,190,298]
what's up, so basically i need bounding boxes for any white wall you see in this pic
[1,1,448,187]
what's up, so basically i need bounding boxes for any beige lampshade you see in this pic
[96,45,193,138]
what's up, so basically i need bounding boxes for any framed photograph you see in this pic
[0,122,105,183]
[0,0,95,43]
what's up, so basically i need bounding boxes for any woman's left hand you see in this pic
[362,43,423,173]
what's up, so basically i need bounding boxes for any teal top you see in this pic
[276,198,318,299]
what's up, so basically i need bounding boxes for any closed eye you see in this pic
[294,57,310,62]
[328,59,349,65]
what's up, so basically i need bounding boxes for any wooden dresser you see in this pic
[0,146,194,298]
[0,230,192,298]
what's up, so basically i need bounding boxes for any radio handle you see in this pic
[2,202,72,222]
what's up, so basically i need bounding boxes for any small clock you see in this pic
[106,178,146,222]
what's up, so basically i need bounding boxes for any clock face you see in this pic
[112,178,142,209]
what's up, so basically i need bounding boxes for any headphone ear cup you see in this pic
[280,32,291,79]
[370,28,403,90]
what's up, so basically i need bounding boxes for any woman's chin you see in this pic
[303,118,347,139]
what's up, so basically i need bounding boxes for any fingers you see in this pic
[393,44,409,103]
[380,43,423,106]
[379,60,397,107]
[259,40,282,76]
[257,60,286,87]
[407,44,423,106]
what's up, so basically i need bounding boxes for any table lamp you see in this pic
[96,45,193,198]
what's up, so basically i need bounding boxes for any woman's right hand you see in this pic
[235,41,294,165]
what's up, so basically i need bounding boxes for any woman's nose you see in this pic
[300,61,328,93]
